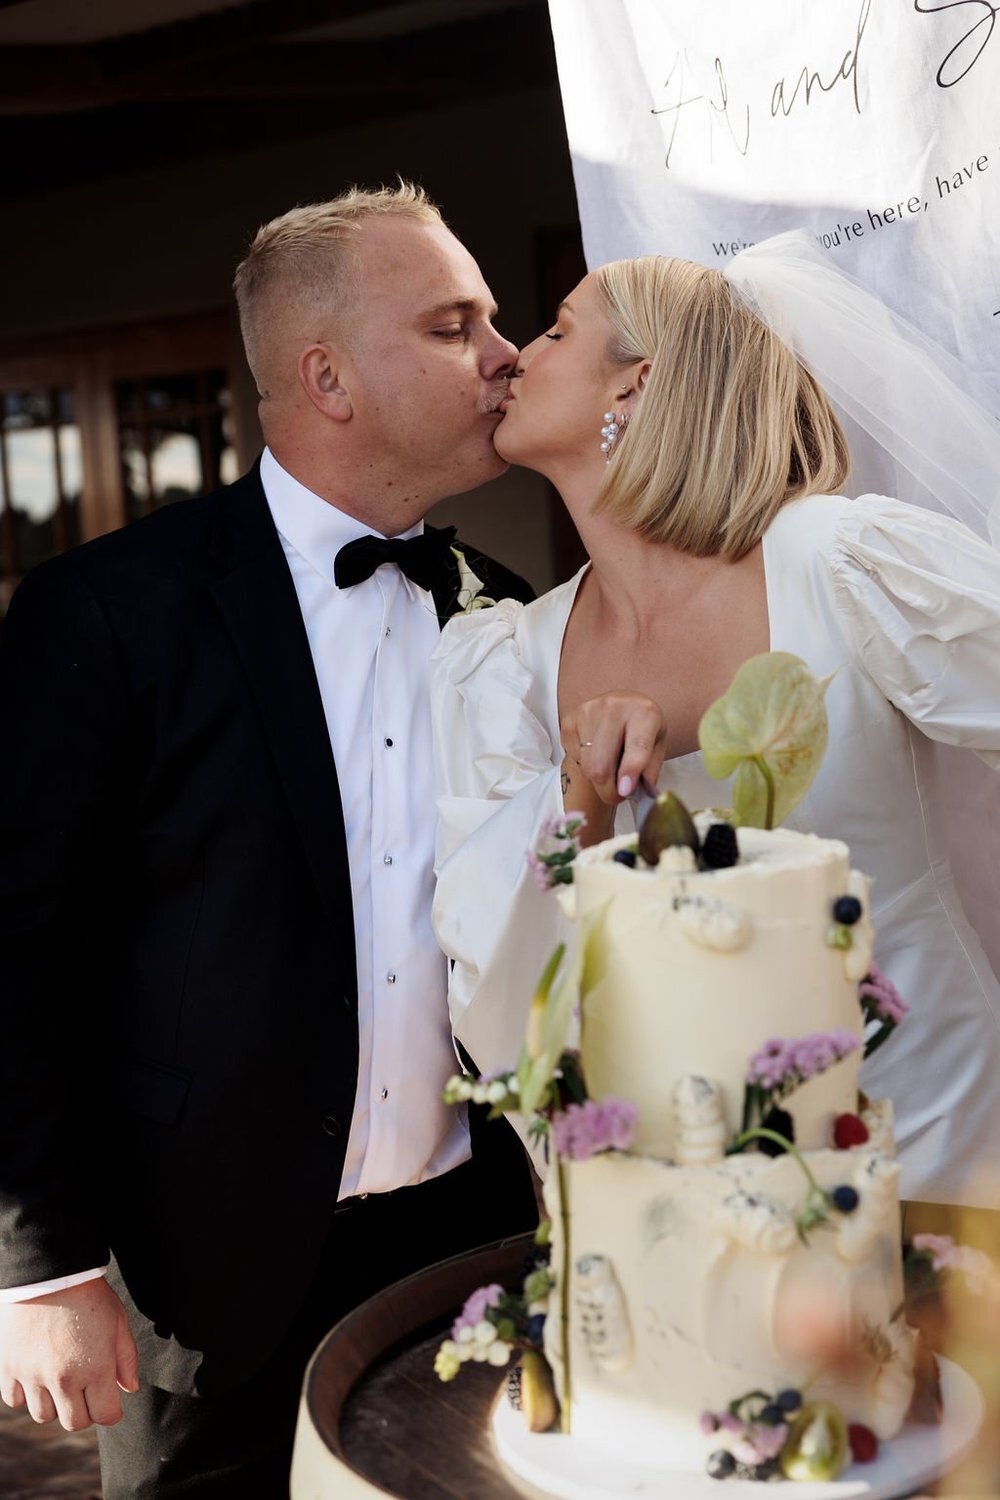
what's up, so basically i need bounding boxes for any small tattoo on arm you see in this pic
[561,772,571,795]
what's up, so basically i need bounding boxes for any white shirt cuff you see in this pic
[0,1267,109,1303]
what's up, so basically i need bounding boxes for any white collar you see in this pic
[259,447,424,587]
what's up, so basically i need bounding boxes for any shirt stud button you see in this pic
[384,854,393,866]
[384,736,394,747]
[387,972,396,984]
[380,1088,389,1101]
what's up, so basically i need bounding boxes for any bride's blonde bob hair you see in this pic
[593,257,850,559]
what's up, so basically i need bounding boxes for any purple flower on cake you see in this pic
[746,1038,792,1090]
[731,1422,789,1465]
[551,1097,638,1160]
[747,1030,859,1094]
[912,1234,994,1296]
[792,1029,859,1079]
[452,1283,503,1339]
[741,1030,860,1147]
[859,964,909,1023]
[858,963,910,1059]
[526,813,587,890]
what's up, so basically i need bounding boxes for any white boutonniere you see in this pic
[450,545,496,613]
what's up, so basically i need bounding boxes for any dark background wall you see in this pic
[0,0,587,599]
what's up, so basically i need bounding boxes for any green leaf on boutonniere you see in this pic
[698,653,831,829]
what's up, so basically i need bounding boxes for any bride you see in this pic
[430,235,1000,1213]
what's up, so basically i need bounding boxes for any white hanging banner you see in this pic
[547,0,1000,400]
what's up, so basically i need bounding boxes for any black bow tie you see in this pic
[334,526,458,592]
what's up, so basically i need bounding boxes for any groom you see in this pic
[0,184,537,1497]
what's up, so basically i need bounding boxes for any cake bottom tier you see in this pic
[494,1357,982,1500]
[542,1138,915,1472]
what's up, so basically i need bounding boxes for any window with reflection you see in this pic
[0,388,82,579]
[117,369,237,523]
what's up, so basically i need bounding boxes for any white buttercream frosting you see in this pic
[572,819,865,1156]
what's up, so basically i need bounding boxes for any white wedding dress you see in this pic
[431,492,1000,1209]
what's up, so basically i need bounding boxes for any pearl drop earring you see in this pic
[600,410,629,461]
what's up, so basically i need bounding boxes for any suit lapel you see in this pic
[430,539,462,627]
[208,469,357,989]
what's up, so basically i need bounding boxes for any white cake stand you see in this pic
[493,1358,983,1500]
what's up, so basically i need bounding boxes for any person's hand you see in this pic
[0,1278,139,1430]
[562,691,668,806]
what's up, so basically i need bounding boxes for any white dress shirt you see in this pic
[259,449,469,1196]
[0,449,469,1303]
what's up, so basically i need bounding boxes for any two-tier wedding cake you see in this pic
[436,655,966,1493]
[538,816,912,1482]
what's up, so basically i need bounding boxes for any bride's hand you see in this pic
[562,691,668,807]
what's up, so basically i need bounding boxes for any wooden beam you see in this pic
[0,0,547,113]
[97,0,439,75]
[0,5,558,199]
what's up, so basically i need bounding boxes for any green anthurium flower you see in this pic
[698,652,832,829]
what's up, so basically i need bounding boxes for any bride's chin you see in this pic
[493,419,544,473]
[492,426,519,463]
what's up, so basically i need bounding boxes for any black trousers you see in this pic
[97,1126,537,1499]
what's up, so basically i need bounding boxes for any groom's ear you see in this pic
[298,342,352,422]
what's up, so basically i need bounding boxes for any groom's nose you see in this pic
[482,327,519,379]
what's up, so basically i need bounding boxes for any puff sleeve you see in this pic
[829,496,1000,765]
[431,601,571,1081]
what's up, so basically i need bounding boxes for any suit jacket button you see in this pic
[320,1114,342,1137]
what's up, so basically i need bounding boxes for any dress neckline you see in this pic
[550,538,778,771]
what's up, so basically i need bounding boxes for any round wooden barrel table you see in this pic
[290,1232,996,1500]
[290,1232,546,1500]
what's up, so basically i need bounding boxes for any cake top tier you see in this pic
[570,816,869,1161]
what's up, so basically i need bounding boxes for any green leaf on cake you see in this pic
[518,944,566,1117]
[517,906,610,1118]
[578,902,610,1007]
[698,653,831,829]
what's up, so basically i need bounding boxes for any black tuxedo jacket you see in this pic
[0,464,533,1394]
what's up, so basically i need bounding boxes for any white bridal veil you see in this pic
[724,230,1000,979]
[723,230,1000,548]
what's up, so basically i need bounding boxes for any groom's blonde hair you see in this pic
[233,181,443,391]
[593,257,850,559]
